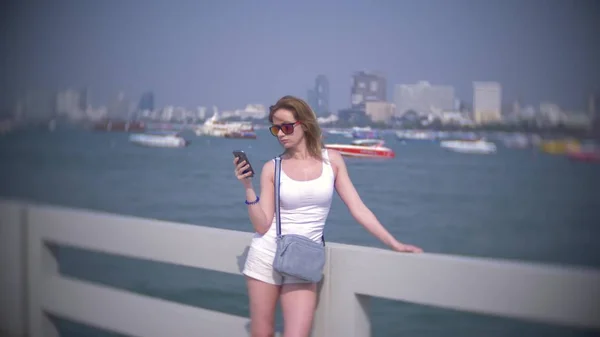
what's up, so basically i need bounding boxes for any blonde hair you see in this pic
[269,95,324,161]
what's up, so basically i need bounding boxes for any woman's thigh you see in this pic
[247,277,281,337]
[280,282,318,337]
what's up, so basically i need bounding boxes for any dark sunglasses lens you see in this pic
[281,124,294,134]
[269,126,278,136]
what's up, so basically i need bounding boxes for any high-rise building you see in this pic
[473,82,502,124]
[365,101,395,124]
[138,91,155,112]
[306,75,330,116]
[394,81,455,116]
[56,89,81,118]
[109,92,132,119]
[314,75,329,116]
[350,71,386,111]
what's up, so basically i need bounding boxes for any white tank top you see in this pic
[251,149,335,254]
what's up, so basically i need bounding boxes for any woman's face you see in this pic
[270,108,304,149]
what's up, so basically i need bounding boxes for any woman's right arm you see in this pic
[235,158,275,235]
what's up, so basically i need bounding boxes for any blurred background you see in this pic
[1,0,599,336]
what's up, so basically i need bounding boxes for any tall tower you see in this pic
[314,75,330,116]
[473,82,502,124]
[350,71,386,111]
[138,91,155,112]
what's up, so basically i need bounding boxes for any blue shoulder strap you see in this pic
[274,156,282,238]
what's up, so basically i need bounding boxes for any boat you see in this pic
[539,139,580,155]
[195,112,254,137]
[129,132,190,148]
[351,126,380,139]
[325,139,395,159]
[395,130,436,142]
[502,133,530,149]
[324,128,353,138]
[440,139,497,154]
[224,131,257,139]
[448,131,479,141]
[566,143,600,163]
[93,119,146,132]
[567,150,600,163]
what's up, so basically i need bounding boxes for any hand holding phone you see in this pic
[233,150,255,181]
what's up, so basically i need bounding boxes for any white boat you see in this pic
[325,139,395,159]
[352,126,380,139]
[502,133,530,149]
[129,133,189,148]
[351,139,384,146]
[396,130,436,142]
[195,111,254,137]
[440,139,496,154]
[325,128,353,138]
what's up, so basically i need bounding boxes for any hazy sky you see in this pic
[2,0,599,111]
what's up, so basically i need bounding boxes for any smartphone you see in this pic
[232,150,255,177]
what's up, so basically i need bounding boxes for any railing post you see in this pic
[318,245,371,337]
[27,206,60,337]
[311,246,331,337]
[0,201,27,337]
[329,290,370,336]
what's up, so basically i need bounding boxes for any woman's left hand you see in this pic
[391,241,423,253]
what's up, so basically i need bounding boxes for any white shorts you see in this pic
[242,244,312,285]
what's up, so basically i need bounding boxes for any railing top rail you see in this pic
[2,199,600,335]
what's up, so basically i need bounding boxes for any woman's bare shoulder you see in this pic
[260,158,276,180]
[325,148,344,175]
[326,148,343,161]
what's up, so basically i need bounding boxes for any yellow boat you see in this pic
[540,139,580,154]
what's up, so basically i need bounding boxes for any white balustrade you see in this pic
[1,199,599,337]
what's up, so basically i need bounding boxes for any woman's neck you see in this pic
[286,142,311,160]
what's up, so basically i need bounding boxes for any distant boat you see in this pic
[93,119,146,132]
[540,139,580,155]
[567,150,600,163]
[351,126,380,139]
[566,142,600,163]
[224,131,257,139]
[502,133,530,149]
[440,139,497,154]
[325,128,353,138]
[129,132,190,148]
[195,112,254,137]
[325,139,395,159]
[395,130,436,142]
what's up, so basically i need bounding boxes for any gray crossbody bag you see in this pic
[272,156,326,283]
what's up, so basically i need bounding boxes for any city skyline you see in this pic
[6,74,596,134]
[11,76,594,114]
[2,0,599,112]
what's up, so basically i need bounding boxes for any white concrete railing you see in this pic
[1,199,599,337]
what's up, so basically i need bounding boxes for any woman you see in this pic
[233,95,422,337]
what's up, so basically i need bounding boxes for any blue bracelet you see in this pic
[245,196,260,205]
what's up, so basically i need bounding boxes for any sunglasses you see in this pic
[269,121,301,136]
